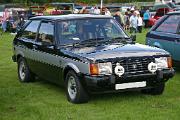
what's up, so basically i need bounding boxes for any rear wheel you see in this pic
[17,57,34,82]
[142,83,165,95]
[65,70,89,103]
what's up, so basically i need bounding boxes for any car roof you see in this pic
[30,14,113,21]
[167,11,180,15]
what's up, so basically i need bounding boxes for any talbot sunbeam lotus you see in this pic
[12,14,175,103]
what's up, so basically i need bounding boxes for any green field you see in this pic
[0,29,180,120]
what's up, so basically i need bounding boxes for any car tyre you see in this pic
[65,70,89,104]
[17,57,34,82]
[141,83,165,95]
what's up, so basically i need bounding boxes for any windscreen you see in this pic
[58,18,128,45]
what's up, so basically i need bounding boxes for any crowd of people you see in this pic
[74,6,151,34]
[1,8,31,33]
[1,5,151,34]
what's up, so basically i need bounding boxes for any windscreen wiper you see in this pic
[111,37,131,44]
[79,38,105,45]
[114,37,130,40]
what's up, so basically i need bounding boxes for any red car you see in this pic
[148,8,174,27]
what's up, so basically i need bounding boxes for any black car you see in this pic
[146,11,180,62]
[12,14,175,103]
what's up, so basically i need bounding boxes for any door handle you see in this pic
[32,45,38,49]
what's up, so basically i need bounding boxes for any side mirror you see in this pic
[130,35,136,43]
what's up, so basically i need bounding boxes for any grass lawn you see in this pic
[0,29,180,120]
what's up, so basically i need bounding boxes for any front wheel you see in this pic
[141,83,165,95]
[65,70,89,103]
[17,57,34,82]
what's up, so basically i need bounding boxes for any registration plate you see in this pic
[115,81,146,90]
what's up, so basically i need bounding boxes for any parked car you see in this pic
[106,6,121,15]
[0,4,24,25]
[12,14,175,103]
[30,6,45,16]
[147,2,178,27]
[148,8,173,27]
[45,3,74,15]
[153,3,173,11]
[140,5,155,17]
[153,2,180,11]
[146,11,180,62]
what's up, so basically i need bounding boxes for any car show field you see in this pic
[0,29,180,119]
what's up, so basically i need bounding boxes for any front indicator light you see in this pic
[90,64,99,75]
[167,57,172,68]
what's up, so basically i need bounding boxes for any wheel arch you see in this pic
[63,63,80,81]
[17,54,24,62]
[16,50,25,62]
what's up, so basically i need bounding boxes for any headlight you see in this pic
[90,62,112,75]
[98,62,112,75]
[155,57,172,69]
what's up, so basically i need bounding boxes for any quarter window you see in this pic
[155,15,180,33]
[38,21,54,43]
[21,20,40,40]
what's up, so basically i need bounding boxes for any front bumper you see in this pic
[83,69,175,93]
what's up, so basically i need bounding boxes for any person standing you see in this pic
[129,11,138,34]
[17,16,25,29]
[104,8,111,16]
[143,10,151,28]
[27,8,33,19]
[113,12,121,25]
[91,6,100,14]
[124,12,130,30]
[137,13,143,33]
[113,10,124,27]
[2,9,10,32]
[79,6,89,14]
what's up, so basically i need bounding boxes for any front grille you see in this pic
[113,57,155,76]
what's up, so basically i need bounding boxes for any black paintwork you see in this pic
[12,14,175,93]
[68,44,169,61]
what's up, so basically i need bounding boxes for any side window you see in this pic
[155,15,180,33]
[21,20,40,40]
[38,21,54,44]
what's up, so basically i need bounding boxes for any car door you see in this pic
[173,21,180,61]
[148,15,180,60]
[34,20,61,83]
[16,20,41,73]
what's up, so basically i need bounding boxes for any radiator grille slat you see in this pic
[113,57,154,76]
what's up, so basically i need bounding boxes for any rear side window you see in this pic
[155,15,180,33]
[21,20,40,40]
